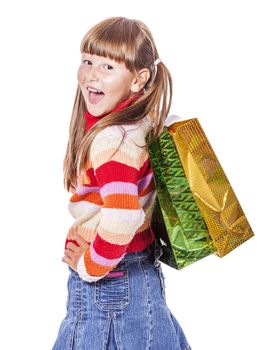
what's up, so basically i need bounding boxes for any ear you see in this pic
[131,68,151,93]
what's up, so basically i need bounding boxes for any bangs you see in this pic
[80,17,144,71]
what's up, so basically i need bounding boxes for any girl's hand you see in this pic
[62,235,90,271]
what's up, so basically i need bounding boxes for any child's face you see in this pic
[78,53,139,116]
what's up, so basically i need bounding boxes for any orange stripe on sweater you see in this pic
[84,249,117,276]
[70,192,103,206]
[104,194,140,209]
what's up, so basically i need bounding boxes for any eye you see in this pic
[82,60,92,65]
[104,64,113,70]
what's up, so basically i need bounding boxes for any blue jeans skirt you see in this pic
[52,240,192,350]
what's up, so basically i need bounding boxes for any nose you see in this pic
[86,65,99,82]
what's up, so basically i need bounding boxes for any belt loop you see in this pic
[153,239,163,268]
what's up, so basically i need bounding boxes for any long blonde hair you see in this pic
[63,17,172,193]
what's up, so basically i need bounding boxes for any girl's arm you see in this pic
[76,129,146,283]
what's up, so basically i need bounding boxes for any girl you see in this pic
[52,17,192,350]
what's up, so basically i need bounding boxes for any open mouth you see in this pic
[87,86,105,105]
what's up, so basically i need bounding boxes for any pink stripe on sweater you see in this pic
[100,181,138,197]
[138,173,153,192]
[76,186,100,195]
[90,243,125,267]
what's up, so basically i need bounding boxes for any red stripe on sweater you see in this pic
[95,161,138,186]
[138,158,152,177]
[126,227,155,252]
[64,226,155,253]
[93,233,128,259]
[86,168,99,186]
[143,178,156,195]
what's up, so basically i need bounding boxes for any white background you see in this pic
[0,0,269,349]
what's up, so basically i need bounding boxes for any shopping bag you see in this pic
[149,126,215,270]
[155,117,254,261]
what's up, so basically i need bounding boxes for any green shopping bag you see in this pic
[149,127,215,270]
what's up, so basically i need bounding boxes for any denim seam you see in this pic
[69,279,83,349]
[103,317,114,350]
[140,260,153,350]
[76,279,83,319]
[107,317,121,350]
[66,315,79,350]
[156,265,166,300]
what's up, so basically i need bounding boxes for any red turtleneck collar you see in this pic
[84,93,142,133]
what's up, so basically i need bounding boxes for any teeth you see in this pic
[87,87,102,94]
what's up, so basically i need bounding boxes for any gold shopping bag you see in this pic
[168,118,254,257]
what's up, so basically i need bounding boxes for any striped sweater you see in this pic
[65,107,157,283]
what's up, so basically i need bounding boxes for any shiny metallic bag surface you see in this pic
[149,118,254,269]
[149,126,215,270]
[169,118,254,257]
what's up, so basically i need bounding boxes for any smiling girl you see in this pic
[52,17,192,350]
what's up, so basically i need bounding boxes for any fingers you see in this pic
[66,242,78,252]
[62,234,89,271]
[62,243,85,269]
[62,250,76,270]
[72,235,89,250]
[62,255,76,271]
[64,249,73,259]
[62,255,71,265]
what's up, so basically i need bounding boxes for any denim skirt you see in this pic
[52,240,192,350]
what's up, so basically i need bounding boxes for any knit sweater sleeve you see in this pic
[76,128,146,283]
